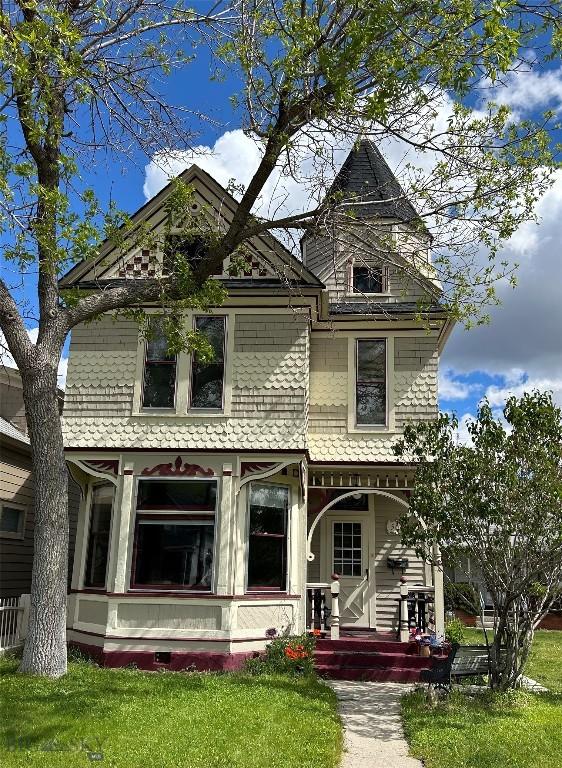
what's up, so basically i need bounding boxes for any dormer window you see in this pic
[142,318,177,409]
[351,264,386,295]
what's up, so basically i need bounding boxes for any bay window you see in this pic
[84,484,114,589]
[247,484,289,591]
[142,317,177,408]
[131,479,217,590]
[356,339,387,426]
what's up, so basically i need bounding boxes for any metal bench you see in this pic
[420,644,493,691]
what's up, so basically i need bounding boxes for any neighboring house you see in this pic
[0,366,79,598]
[60,140,454,670]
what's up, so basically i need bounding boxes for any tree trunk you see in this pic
[19,363,69,677]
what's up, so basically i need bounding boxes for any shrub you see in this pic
[445,617,465,645]
[245,632,316,676]
[444,582,479,615]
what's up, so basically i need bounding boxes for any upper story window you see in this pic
[351,264,386,294]
[356,339,387,426]
[190,316,226,410]
[247,484,289,591]
[142,318,177,409]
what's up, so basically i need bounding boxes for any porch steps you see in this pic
[314,637,434,683]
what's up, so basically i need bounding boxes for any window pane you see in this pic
[356,382,386,425]
[248,484,289,589]
[84,485,114,588]
[353,266,383,294]
[247,537,286,590]
[134,521,214,589]
[0,506,23,534]
[164,235,208,272]
[333,522,362,578]
[142,363,176,408]
[137,480,217,512]
[143,317,176,408]
[190,316,226,409]
[357,339,386,381]
[249,484,288,535]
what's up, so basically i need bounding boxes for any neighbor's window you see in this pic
[0,502,26,539]
[84,484,114,588]
[352,265,385,294]
[247,484,289,591]
[131,479,217,590]
[142,317,177,408]
[190,316,226,410]
[356,339,387,426]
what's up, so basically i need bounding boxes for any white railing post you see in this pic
[17,593,30,642]
[330,574,340,640]
[400,577,410,643]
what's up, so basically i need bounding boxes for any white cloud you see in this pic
[453,412,475,445]
[443,168,562,399]
[0,327,69,390]
[484,372,562,409]
[439,368,481,401]
[481,66,562,116]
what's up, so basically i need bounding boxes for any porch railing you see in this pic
[398,583,436,642]
[0,594,29,652]
[306,577,340,640]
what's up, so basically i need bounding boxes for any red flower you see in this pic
[285,644,308,660]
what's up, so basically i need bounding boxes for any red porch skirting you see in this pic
[69,642,253,672]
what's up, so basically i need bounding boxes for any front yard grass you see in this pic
[401,629,562,768]
[0,656,342,768]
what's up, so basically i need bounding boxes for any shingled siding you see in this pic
[308,333,438,461]
[64,316,139,417]
[231,314,309,420]
[62,312,310,450]
[394,336,438,427]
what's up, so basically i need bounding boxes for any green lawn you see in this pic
[0,657,342,768]
[402,630,562,768]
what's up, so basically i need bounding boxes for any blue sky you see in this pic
[2,36,562,430]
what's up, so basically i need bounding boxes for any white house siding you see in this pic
[373,494,425,632]
[308,333,438,462]
[62,312,309,450]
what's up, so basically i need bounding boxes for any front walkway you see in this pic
[328,680,421,768]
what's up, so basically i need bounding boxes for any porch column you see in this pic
[111,461,135,593]
[432,542,445,640]
[215,463,236,595]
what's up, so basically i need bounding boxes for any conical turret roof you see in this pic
[329,139,418,222]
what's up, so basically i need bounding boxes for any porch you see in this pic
[305,465,444,645]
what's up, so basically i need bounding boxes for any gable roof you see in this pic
[327,139,419,222]
[60,165,323,290]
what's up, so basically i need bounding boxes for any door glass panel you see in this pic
[333,521,362,577]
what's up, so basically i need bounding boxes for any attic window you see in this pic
[352,265,386,294]
[163,235,208,272]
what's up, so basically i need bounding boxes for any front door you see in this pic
[323,513,372,627]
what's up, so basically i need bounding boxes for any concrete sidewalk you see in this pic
[328,680,422,768]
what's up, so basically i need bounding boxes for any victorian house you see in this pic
[59,140,452,676]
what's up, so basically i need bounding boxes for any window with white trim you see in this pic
[0,502,26,539]
[355,339,387,426]
[351,263,387,294]
[84,484,114,589]
[247,483,289,591]
[190,316,226,410]
[141,317,177,409]
[131,479,217,590]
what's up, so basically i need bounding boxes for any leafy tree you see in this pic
[1,1,562,677]
[394,391,562,690]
